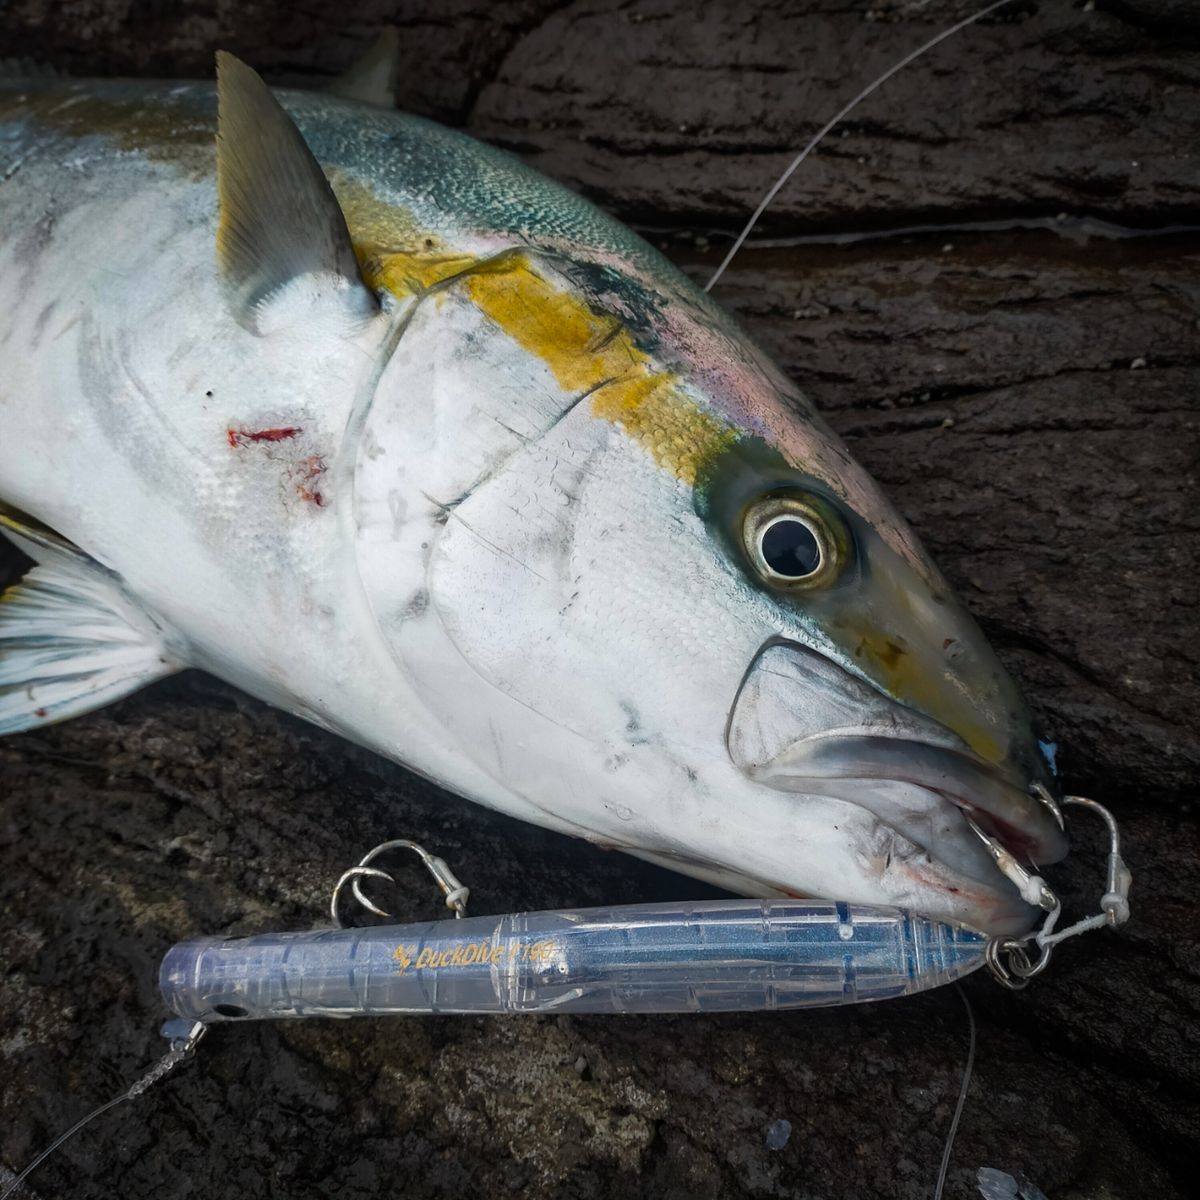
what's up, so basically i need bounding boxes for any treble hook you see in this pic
[980,791,1131,991]
[330,839,470,928]
[1061,795,1131,926]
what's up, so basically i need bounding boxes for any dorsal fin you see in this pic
[327,29,400,109]
[215,51,376,329]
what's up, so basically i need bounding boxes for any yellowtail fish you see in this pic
[0,51,1066,935]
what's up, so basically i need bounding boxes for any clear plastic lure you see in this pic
[159,899,987,1021]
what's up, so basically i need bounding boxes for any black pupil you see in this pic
[760,518,821,578]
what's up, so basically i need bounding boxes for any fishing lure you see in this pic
[162,901,987,1021]
[158,795,1129,1025]
[0,796,1131,1200]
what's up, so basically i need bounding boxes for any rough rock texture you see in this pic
[1,2,1197,1198]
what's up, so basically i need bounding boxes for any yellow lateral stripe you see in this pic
[2,91,213,177]
[331,175,739,485]
[464,259,628,392]
[353,244,479,298]
[589,374,737,488]
[463,260,738,486]
[330,174,426,247]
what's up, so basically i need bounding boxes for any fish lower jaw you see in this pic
[756,733,1068,866]
[743,769,1041,935]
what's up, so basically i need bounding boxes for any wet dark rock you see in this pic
[1,3,1197,1199]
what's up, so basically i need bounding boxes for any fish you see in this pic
[0,48,1067,939]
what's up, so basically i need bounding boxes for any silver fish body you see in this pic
[0,67,1065,934]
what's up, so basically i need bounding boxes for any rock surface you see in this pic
[1,3,1197,1198]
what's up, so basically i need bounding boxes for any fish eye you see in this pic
[760,515,821,577]
[742,494,844,589]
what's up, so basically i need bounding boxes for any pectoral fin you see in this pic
[215,50,377,329]
[327,29,400,108]
[0,512,184,735]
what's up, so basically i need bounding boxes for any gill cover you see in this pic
[349,252,766,847]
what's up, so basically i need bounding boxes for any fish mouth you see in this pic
[761,734,1067,866]
[727,640,1068,928]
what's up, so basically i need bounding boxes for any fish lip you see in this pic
[737,756,1053,933]
[756,733,1069,867]
[725,638,1070,896]
[627,835,1038,936]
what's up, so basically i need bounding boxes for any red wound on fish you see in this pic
[227,426,302,447]
[295,455,327,506]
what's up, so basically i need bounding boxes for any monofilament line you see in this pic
[932,983,977,1200]
[1,1094,129,1200]
[0,1022,204,1200]
[704,0,1018,292]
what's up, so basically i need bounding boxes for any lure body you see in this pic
[159,900,987,1020]
[0,68,1064,936]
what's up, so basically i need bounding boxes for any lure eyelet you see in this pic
[742,493,845,590]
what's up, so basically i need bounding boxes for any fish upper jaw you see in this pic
[726,640,1069,922]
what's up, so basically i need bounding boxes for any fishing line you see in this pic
[0,1098,127,1200]
[933,984,978,1200]
[704,0,1019,292]
[0,1021,204,1200]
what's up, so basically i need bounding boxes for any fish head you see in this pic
[351,241,1065,935]
[707,430,1068,929]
